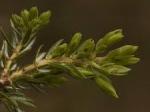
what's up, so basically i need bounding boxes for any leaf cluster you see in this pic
[0,7,139,112]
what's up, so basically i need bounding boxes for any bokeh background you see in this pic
[0,0,149,112]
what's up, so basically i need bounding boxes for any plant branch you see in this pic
[10,57,74,81]
[0,44,22,85]
[0,7,140,112]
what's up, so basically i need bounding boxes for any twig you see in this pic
[10,57,74,80]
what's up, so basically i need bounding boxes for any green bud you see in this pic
[125,57,140,65]
[107,45,138,58]
[77,67,94,78]
[47,39,64,58]
[77,39,95,58]
[106,30,123,44]
[96,29,124,53]
[29,7,38,20]
[117,57,140,65]
[21,10,29,23]
[29,18,41,29]
[11,14,24,27]
[50,43,67,57]
[39,11,51,25]
[118,45,138,55]
[100,45,139,66]
[95,76,118,98]
[67,32,82,55]
[102,64,131,76]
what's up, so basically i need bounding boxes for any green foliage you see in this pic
[66,33,82,56]
[100,45,140,65]
[96,29,124,53]
[95,75,118,98]
[0,7,139,112]
[76,38,95,59]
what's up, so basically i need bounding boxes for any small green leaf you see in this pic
[50,43,67,57]
[101,63,131,76]
[35,52,46,62]
[76,39,95,58]
[20,38,36,54]
[21,10,29,24]
[96,29,124,53]
[62,64,84,78]
[45,76,67,87]
[39,10,51,25]
[4,41,9,58]
[11,14,24,27]
[31,72,67,87]
[29,18,41,30]
[10,96,35,108]
[66,32,82,55]
[0,50,2,59]
[47,39,63,58]
[77,67,94,78]
[50,63,84,79]
[29,7,38,20]
[100,45,139,66]
[90,61,110,76]
[119,45,138,55]
[108,45,138,58]
[124,57,140,65]
[95,75,118,98]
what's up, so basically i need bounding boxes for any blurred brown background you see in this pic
[0,0,149,112]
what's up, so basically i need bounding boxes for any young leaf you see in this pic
[95,75,118,98]
[39,10,51,25]
[35,52,46,62]
[21,10,29,24]
[10,96,35,108]
[46,39,64,58]
[101,63,131,76]
[77,67,94,78]
[96,29,124,53]
[100,45,139,65]
[11,14,24,28]
[107,45,138,58]
[76,39,95,58]
[29,7,38,20]
[49,63,84,79]
[20,38,36,54]
[3,41,9,58]
[123,57,140,65]
[66,32,82,55]
[50,43,67,58]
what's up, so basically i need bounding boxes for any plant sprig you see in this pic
[0,7,140,112]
